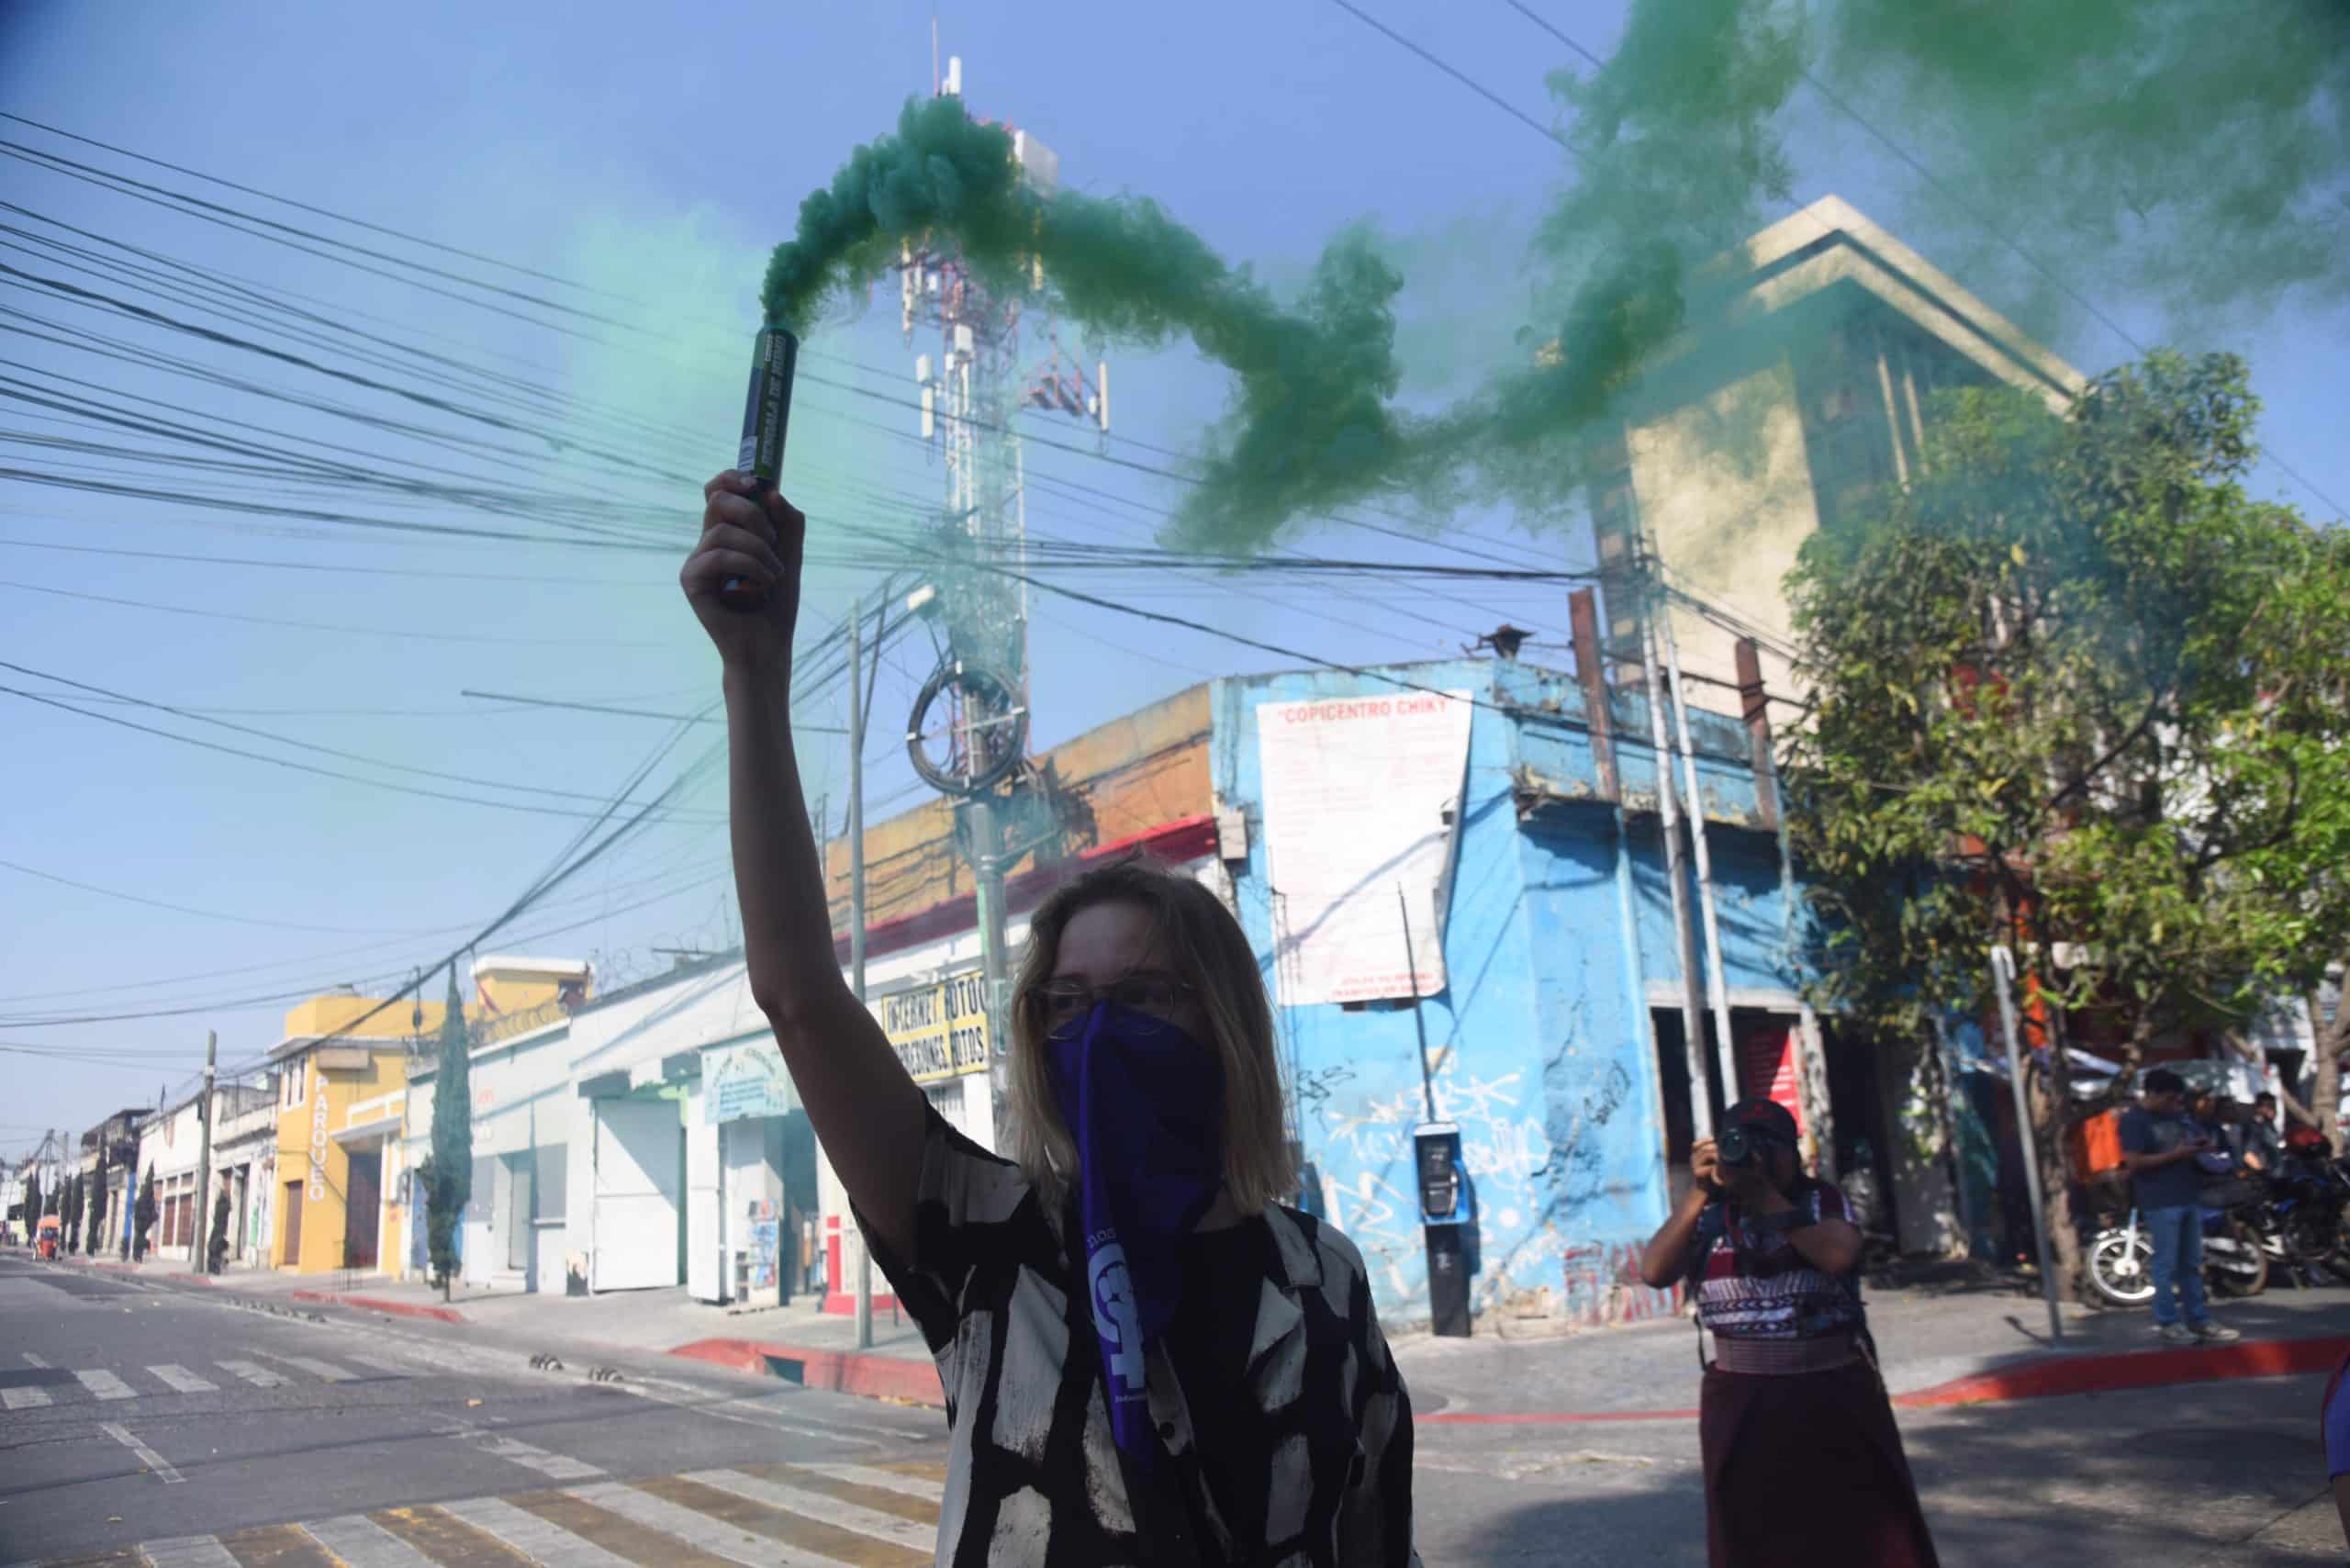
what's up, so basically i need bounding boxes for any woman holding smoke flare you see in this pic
[684,469,1419,1568]
[1639,1100,1941,1567]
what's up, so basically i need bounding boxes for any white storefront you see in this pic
[132,1082,273,1261]
[564,957,767,1298]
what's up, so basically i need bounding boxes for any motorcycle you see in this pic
[2257,1161,2350,1287]
[2087,1201,2269,1307]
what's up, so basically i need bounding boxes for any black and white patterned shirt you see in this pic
[863,1112,1419,1568]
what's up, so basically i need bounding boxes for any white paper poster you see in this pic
[1256,689,1473,1007]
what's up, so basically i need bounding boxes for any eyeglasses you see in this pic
[1028,972,1193,1036]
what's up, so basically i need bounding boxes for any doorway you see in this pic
[283,1181,305,1267]
[344,1148,382,1271]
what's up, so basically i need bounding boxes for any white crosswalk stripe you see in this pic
[73,1368,134,1400]
[434,1416,606,1482]
[255,1351,357,1382]
[688,1468,938,1551]
[148,1364,217,1394]
[12,1459,954,1568]
[565,1480,838,1568]
[21,1351,47,1368]
[433,1495,637,1568]
[476,1433,604,1481]
[138,1536,239,1568]
[800,1462,949,1505]
[296,1515,438,1568]
[1,1388,51,1410]
[214,1360,285,1388]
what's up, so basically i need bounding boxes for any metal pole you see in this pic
[190,1030,217,1275]
[1989,946,2064,1342]
[1398,886,1438,1124]
[1659,604,1742,1105]
[848,598,874,1353]
[1639,606,1716,1142]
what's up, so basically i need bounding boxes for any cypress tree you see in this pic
[133,1167,157,1261]
[84,1156,108,1255]
[425,963,472,1299]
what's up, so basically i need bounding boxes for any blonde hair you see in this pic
[1005,856,1297,1215]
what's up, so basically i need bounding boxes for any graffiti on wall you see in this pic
[1303,1012,1668,1323]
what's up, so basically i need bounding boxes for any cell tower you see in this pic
[898,53,1108,1124]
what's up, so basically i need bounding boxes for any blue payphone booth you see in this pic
[1414,1121,1471,1337]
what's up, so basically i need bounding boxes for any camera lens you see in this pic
[1718,1126,1752,1167]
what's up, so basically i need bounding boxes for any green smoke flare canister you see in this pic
[737,324,799,487]
[724,324,798,598]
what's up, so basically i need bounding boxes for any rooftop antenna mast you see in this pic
[896,50,1109,1126]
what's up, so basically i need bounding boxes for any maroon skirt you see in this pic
[1699,1360,1941,1568]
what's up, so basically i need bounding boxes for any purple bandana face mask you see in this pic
[1046,999,1225,1466]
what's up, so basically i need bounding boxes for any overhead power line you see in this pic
[0,856,437,935]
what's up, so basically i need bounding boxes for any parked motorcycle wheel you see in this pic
[2208,1216,2270,1298]
[2285,1212,2347,1285]
[2088,1228,2156,1307]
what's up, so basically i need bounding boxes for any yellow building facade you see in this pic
[268,996,437,1275]
[268,958,590,1276]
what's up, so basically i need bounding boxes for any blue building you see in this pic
[1208,653,1846,1326]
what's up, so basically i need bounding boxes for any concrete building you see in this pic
[78,1110,143,1257]
[274,958,587,1278]
[1586,194,2085,704]
[135,1082,272,1263]
[393,955,593,1289]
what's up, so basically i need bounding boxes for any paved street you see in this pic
[1411,1371,2343,1565]
[0,1256,947,1567]
[8,1251,2350,1564]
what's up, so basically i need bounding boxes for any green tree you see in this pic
[1785,352,2350,1292]
[84,1156,108,1255]
[133,1166,157,1261]
[208,1186,231,1274]
[425,963,473,1298]
[61,1174,81,1254]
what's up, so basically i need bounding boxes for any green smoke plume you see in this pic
[761,2,2346,553]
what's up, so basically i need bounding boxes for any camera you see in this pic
[1718,1125,1760,1169]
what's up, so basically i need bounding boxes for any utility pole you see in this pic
[1990,946,2063,1341]
[189,1029,217,1276]
[1398,886,1438,1125]
[1637,594,1716,1142]
[848,596,875,1351]
[898,52,1104,1153]
[1659,604,1742,1107]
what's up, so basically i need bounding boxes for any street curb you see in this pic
[1416,1334,2350,1425]
[1888,1332,2350,1409]
[666,1337,944,1408]
[75,1259,218,1286]
[288,1290,465,1325]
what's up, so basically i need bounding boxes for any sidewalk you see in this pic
[60,1248,2350,1419]
[1393,1273,2350,1423]
[62,1249,942,1403]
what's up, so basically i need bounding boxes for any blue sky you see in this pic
[2,0,2342,1148]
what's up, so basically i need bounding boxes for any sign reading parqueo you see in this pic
[876,971,990,1084]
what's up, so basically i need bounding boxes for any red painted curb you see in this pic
[287,1289,465,1325]
[1890,1332,2350,1409]
[667,1338,945,1409]
[1416,1334,2350,1425]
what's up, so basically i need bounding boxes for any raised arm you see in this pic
[683,471,929,1264]
[1638,1138,1719,1289]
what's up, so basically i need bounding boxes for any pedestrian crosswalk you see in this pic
[21,1462,953,1568]
[0,1354,401,1411]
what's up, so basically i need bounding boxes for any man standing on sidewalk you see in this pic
[2121,1070,2243,1346]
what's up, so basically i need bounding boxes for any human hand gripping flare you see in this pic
[682,472,804,668]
